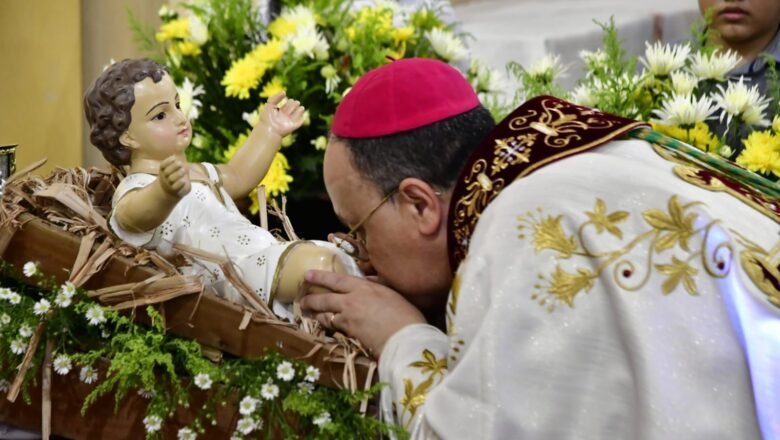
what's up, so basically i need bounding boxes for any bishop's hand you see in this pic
[260,92,306,138]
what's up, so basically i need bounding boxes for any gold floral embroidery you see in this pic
[491,134,536,176]
[523,196,733,311]
[507,100,617,148]
[399,349,448,428]
[733,233,780,309]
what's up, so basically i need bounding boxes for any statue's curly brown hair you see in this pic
[83,58,167,167]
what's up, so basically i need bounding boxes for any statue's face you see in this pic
[699,0,780,47]
[121,73,191,161]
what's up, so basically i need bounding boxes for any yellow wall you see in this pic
[0,0,82,174]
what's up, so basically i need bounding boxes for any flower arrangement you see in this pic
[132,0,505,210]
[508,19,780,184]
[0,260,394,439]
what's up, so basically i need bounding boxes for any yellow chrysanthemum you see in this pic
[172,41,202,57]
[222,133,249,162]
[268,17,297,39]
[260,76,284,99]
[251,39,285,64]
[156,18,191,42]
[736,130,780,176]
[650,122,720,153]
[392,27,414,44]
[221,57,267,99]
[345,26,357,41]
[247,152,293,213]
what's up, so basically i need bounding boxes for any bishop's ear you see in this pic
[397,177,443,236]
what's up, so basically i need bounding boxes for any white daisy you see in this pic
[690,50,742,82]
[260,382,279,400]
[194,373,212,390]
[652,93,718,128]
[0,288,11,300]
[569,84,598,107]
[579,49,607,69]
[239,395,258,415]
[236,417,257,435]
[53,353,72,375]
[59,282,77,299]
[312,411,331,427]
[143,414,163,433]
[138,388,156,399]
[33,299,51,316]
[304,365,320,383]
[283,5,317,31]
[177,427,197,440]
[276,361,295,382]
[178,77,205,121]
[426,28,468,62]
[101,329,111,339]
[10,338,26,355]
[54,293,72,309]
[19,324,33,338]
[290,27,330,60]
[0,379,9,392]
[79,365,98,384]
[526,54,567,80]
[8,292,21,305]
[320,65,341,95]
[640,42,690,77]
[712,77,771,127]
[22,261,39,278]
[0,313,10,326]
[85,305,106,326]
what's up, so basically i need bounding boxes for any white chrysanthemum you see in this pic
[260,382,279,400]
[469,59,507,95]
[276,361,295,381]
[283,5,317,31]
[579,49,607,69]
[8,292,21,305]
[188,15,209,45]
[569,84,598,107]
[713,77,771,127]
[59,282,77,299]
[236,417,257,435]
[194,373,212,390]
[33,299,51,316]
[19,324,33,338]
[10,338,26,355]
[690,50,742,81]
[321,65,341,95]
[0,313,10,326]
[8,292,22,305]
[101,329,111,339]
[653,94,718,127]
[143,414,163,433]
[177,427,197,440]
[426,28,468,62]
[312,411,331,427]
[0,379,9,392]
[239,396,258,415]
[640,42,690,77]
[85,305,106,326]
[138,388,156,399]
[304,365,320,383]
[0,288,11,300]
[526,54,567,79]
[290,27,330,60]
[670,71,699,96]
[23,261,39,278]
[178,78,205,121]
[53,353,72,375]
[80,365,98,384]
[54,293,72,309]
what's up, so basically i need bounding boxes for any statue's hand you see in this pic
[158,156,191,198]
[260,92,306,138]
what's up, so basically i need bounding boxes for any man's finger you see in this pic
[300,292,343,314]
[304,269,362,294]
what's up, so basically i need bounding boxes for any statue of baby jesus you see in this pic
[84,58,359,319]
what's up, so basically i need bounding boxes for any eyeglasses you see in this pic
[338,189,397,259]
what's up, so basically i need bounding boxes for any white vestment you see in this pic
[379,139,778,439]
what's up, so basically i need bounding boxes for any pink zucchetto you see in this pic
[332,58,480,138]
